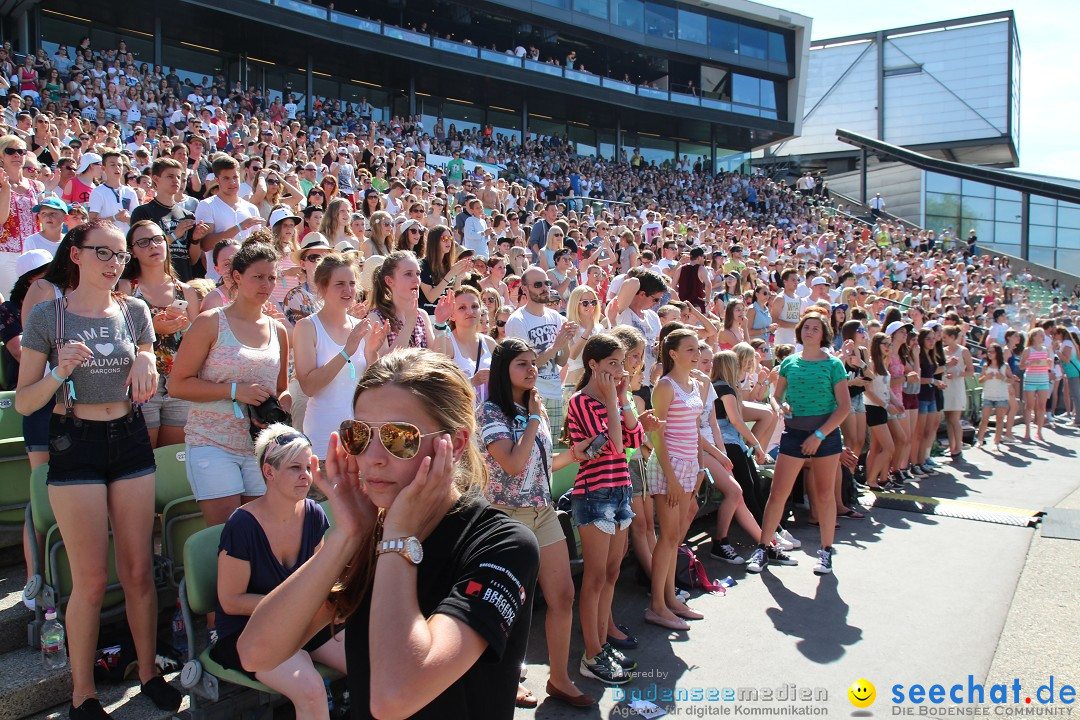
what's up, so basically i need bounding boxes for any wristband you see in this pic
[52,367,77,400]
[621,403,634,412]
[230,382,244,419]
[234,223,243,235]
[339,348,355,379]
[528,413,543,425]
[813,429,826,440]
[50,367,66,383]
[433,321,448,331]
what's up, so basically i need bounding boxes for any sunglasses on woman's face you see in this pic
[496,320,506,327]
[580,299,598,307]
[338,419,444,460]
[4,147,27,156]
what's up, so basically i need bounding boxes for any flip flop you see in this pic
[839,509,865,520]
[807,520,840,528]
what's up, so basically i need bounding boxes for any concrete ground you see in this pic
[518,424,1080,719]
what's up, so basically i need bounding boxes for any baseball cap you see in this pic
[886,321,914,336]
[811,277,829,287]
[17,249,53,278]
[924,320,941,330]
[76,153,102,174]
[33,195,69,214]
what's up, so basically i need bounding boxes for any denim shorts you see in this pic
[983,399,1009,408]
[918,399,937,414]
[570,484,634,534]
[23,402,52,453]
[778,426,842,459]
[142,375,191,429]
[185,443,266,501]
[850,393,866,414]
[47,409,156,485]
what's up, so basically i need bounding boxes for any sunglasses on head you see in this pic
[338,419,444,460]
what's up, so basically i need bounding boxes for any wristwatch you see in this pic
[813,429,827,440]
[376,536,424,564]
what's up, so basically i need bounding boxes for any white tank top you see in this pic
[303,314,369,459]
[774,293,801,345]
[449,332,492,404]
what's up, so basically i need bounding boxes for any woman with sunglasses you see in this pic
[563,285,605,407]
[433,286,495,404]
[169,240,290,528]
[210,424,346,718]
[491,306,511,343]
[538,225,565,271]
[118,220,199,448]
[0,134,43,297]
[359,189,382,221]
[419,225,468,316]
[320,174,340,206]
[746,284,775,347]
[16,221,178,720]
[478,338,596,708]
[240,349,541,720]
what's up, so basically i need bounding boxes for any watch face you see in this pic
[406,537,423,564]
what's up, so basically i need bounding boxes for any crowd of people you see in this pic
[3,33,1080,720]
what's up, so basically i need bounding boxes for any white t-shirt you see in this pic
[615,306,660,386]
[23,232,61,256]
[463,215,490,256]
[504,306,565,399]
[195,195,261,281]
[88,183,139,235]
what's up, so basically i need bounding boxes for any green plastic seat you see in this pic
[154,444,193,513]
[0,455,31,528]
[0,390,26,458]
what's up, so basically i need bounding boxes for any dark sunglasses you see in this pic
[496,320,506,327]
[338,419,445,460]
[530,280,552,288]
[579,299,598,307]
[4,147,27,156]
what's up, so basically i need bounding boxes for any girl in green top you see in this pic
[745,311,851,577]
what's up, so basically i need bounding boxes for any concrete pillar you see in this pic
[154,16,163,67]
[306,55,314,121]
[408,74,416,117]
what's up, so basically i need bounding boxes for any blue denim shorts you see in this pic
[918,399,937,414]
[778,426,843,459]
[983,399,1009,408]
[850,393,866,414]
[23,402,52,453]
[570,484,634,534]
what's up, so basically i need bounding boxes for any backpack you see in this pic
[674,545,725,593]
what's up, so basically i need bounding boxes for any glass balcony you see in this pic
[434,38,479,57]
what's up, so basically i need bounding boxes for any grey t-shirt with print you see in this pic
[22,297,155,406]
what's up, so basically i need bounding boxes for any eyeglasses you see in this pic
[3,147,27,156]
[496,320,506,327]
[338,419,446,460]
[302,254,325,263]
[80,245,132,264]
[133,234,167,249]
[580,299,598,307]
[530,280,552,288]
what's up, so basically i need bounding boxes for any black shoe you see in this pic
[141,676,182,712]
[71,699,112,720]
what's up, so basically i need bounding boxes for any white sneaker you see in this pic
[675,588,691,603]
[777,527,801,550]
[773,531,794,551]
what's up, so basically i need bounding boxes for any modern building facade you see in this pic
[12,0,812,172]
[762,12,1019,173]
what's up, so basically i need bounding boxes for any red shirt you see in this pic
[565,392,643,494]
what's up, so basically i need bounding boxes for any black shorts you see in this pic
[632,385,653,411]
[46,409,156,486]
[210,626,337,679]
[866,405,888,427]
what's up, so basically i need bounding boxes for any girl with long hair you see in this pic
[0,134,43,296]
[363,210,394,258]
[1003,330,1024,442]
[200,240,239,312]
[563,285,606,408]
[169,241,291,527]
[746,312,850,577]
[942,325,973,459]
[900,328,922,480]
[479,339,596,708]
[864,333,900,491]
[368,250,435,351]
[564,334,643,685]
[433,287,496,404]
[318,197,359,251]
[293,253,385,460]
[359,188,382,220]
[976,343,1012,451]
[716,298,748,350]
[16,221,177,719]
[480,255,510,306]
[912,328,942,474]
[419,225,468,315]
[238,349,541,719]
[119,220,199,447]
[1021,327,1052,442]
[645,327,705,629]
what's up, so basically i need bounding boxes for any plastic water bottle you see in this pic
[719,576,736,588]
[172,601,188,658]
[41,609,66,670]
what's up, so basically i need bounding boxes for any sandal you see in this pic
[838,509,865,520]
[807,520,840,528]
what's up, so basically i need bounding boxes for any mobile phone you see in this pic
[583,432,609,460]
[170,298,189,312]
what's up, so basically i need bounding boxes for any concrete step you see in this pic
[0,561,34,654]
[0,646,72,720]
[23,670,188,720]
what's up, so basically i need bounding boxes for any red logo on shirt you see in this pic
[465,581,484,597]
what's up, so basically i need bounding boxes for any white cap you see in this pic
[886,321,914,336]
[16,249,52,278]
[268,207,301,229]
[76,153,102,175]
[811,277,829,287]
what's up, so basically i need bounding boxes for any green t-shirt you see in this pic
[447,157,465,183]
[778,353,846,416]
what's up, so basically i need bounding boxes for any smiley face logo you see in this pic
[848,679,876,708]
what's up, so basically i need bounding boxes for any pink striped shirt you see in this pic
[656,375,702,461]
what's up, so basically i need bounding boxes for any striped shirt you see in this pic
[656,375,702,461]
[566,391,644,494]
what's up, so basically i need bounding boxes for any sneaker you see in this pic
[908,465,927,478]
[924,457,940,468]
[813,547,834,575]
[70,699,112,720]
[675,588,691,604]
[772,531,794,551]
[602,643,637,671]
[777,527,801,550]
[768,544,798,566]
[140,676,182,712]
[746,546,768,573]
[710,543,745,564]
[919,463,936,475]
[580,651,630,685]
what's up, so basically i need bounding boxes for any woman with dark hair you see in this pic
[16,221,177,720]
[368,251,436,351]
[169,240,290,527]
[239,349,541,719]
[830,305,848,351]
[118,219,199,447]
[716,298,747,350]
[359,188,382,220]
[478,338,596,708]
[419,225,467,316]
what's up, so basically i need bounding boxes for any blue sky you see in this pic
[773,1,1079,180]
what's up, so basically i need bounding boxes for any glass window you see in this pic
[536,0,570,7]
[644,3,676,39]
[759,79,777,110]
[1028,248,1055,267]
[443,102,483,133]
[574,0,608,19]
[961,196,994,221]
[1058,249,1080,269]
[1029,226,1055,247]
[964,218,994,246]
[1030,203,1056,226]
[925,193,961,223]
[961,179,994,198]
[677,9,706,44]
[994,187,1022,201]
[739,25,767,60]
[1031,193,1055,206]
[995,199,1022,223]
[637,135,676,167]
[768,32,788,63]
[993,222,1021,246]
[926,173,961,194]
[708,17,739,53]
[731,74,760,106]
[1058,206,1080,230]
[613,0,643,32]
[1057,228,1080,250]
[597,130,616,160]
